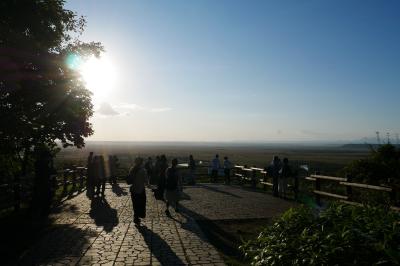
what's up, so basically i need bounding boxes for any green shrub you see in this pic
[240,203,400,265]
[344,144,400,186]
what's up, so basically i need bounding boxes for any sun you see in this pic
[79,55,116,104]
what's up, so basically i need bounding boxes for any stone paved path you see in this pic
[20,184,295,266]
[20,184,225,266]
[179,184,296,220]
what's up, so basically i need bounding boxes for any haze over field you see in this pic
[66,0,400,143]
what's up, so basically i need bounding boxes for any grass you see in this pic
[55,142,370,176]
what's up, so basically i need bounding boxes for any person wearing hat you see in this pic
[127,157,148,225]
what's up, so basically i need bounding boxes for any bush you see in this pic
[344,144,400,186]
[240,203,400,265]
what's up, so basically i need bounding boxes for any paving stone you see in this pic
[20,183,228,265]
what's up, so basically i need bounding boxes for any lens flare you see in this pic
[79,55,116,104]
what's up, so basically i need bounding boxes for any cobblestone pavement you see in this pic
[179,184,296,220]
[20,183,294,265]
[20,184,225,266]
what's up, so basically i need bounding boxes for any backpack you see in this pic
[166,168,178,190]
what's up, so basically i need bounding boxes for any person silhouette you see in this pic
[211,154,221,183]
[127,157,148,225]
[165,158,182,216]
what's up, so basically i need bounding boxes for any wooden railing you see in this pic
[185,162,399,211]
[0,166,87,213]
[306,174,399,211]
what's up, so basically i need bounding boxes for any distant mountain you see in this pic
[341,143,400,150]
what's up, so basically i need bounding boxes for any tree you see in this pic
[344,143,400,186]
[0,0,102,208]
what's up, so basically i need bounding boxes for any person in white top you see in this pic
[127,157,148,225]
[211,154,221,183]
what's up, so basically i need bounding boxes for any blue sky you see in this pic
[65,0,400,142]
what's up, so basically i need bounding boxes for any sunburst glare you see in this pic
[79,55,116,105]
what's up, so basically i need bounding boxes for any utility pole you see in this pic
[376,131,381,144]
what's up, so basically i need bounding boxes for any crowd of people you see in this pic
[86,152,119,198]
[266,155,296,199]
[126,155,183,225]
[85,152,296,225]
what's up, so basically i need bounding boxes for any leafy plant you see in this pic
[240,203,400,265]
[344,144,400,186]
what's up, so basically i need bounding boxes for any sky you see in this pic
[65,0,400,143]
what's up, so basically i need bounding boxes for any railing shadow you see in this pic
[138,224,187,265]
[19,224,97,265]
[197,184,242,198]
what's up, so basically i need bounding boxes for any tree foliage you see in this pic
[0,0,102,178]
[344,144,400,186]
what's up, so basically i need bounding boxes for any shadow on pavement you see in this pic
[19,224,97,265]
[111,183,128,197]
[197,184,242,198]
[89,197,118,232]
[138,224,187,265]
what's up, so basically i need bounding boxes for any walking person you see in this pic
[279,158,292,199]
[108,155,118,184]
[127,157,148,225]
[267,155,281,197]
[144,157,153,183]
[188,155,196,185]
[156,155,168,200]
[152,155,161,185]
[95,155,106,197]
[165,158,182,216]
[86,152,95,198]
[211,154,220,183]
[223,156,232,184]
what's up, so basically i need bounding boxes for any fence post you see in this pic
[315,176,321,206]
[390,186,397,207]
[80,168,85,188]
[72,170,77,190]
[63,169,68,188]
[252,169,257,189]
[263,171,267,191]
[346,174,352,202]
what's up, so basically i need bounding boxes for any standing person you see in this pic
[144,157,153,183]
[86,152,95,198]
[267,156,281,197]
[223,156,232,184]
[127,157,148,225]
[156,155,168,200]
[95,155,106,197]
[93,156,100,196]
[153,155,161,185]
[188,155,196,185]
[211,154,221,183]
[279,158,292,199]
[165,158,182,216]
[108,155,118,184]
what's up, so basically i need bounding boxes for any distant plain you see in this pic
[56,141,371,175]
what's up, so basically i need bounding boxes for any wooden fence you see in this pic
[306,174,399,211]
[0,166,87,213]
[180,161,399,210]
